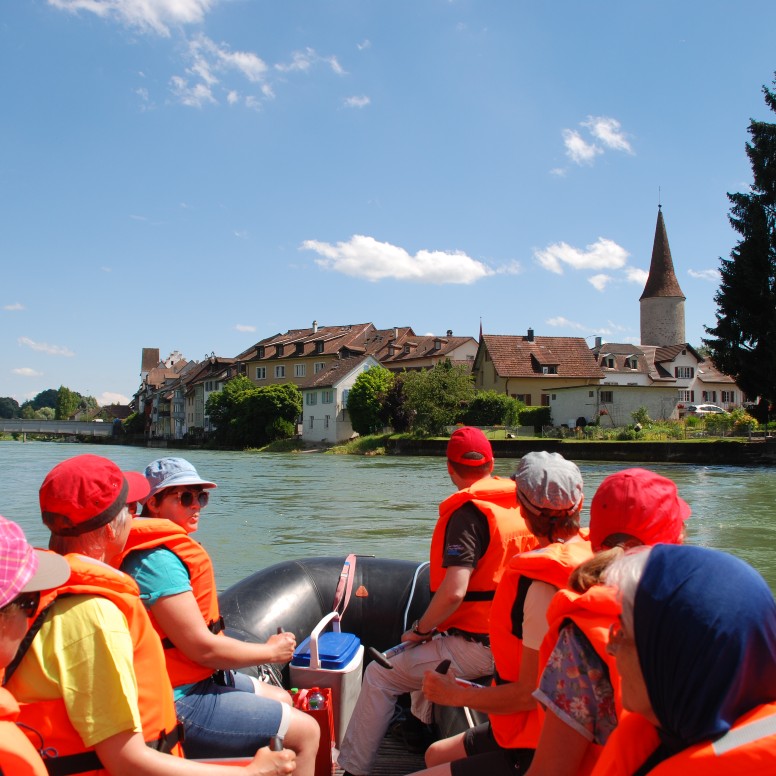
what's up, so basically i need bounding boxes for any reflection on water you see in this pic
[2,441,775,592]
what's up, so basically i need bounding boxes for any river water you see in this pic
[2,441,775,592]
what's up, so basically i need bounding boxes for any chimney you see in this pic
[595,336,602,349]
[393,326,399,340]
[312,320,318,333]
[527,328,534,342]
[446,329,453,336]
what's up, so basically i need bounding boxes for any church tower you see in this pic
[639,206,686,346]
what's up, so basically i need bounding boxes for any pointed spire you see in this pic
[640,206,685,300]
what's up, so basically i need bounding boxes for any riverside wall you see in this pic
[387,437,776,466]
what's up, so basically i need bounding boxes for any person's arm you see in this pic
[523,710,591,776]
[95,730,296,776]
[151,591,296,669]
[422,645,540,714]
[401,565,472,642]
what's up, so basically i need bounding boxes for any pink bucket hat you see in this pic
[0,515,70,609]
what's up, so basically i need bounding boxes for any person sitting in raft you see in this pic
[417,451,594,776]
[6,453,297,776]
[591,544,776,775]
[337,427,537,776]
[117,457,319,769]
[525,468,690,776]
[0,515,70,776]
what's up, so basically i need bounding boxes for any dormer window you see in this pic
[403,344,411,354]
[315,341,324,354]
[604,357,615,369]
[295,342,304,355]
[625,356,638,370]
[257,346,265,358]
[433,338,442,350]
[276,344,284,357]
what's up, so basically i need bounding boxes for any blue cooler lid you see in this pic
[291,631,361,670]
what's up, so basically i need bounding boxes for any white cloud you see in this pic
[588,273,613,291]
[18,336,75,357]
[344,95,370,108]
[549,167,567,177]
[535,238,629,274]
[48,0,216,37]
[97,391,130,406]
[688,268,721,282]
[13,367,43,377]
[235,324,256,332]
[301,235,497,285]
[562,129,601,165]
[170,75,216,107]
[226,90,239,105]
[582,116,633,153]
[546,316,588,331]
[561,115,634,167]
[357,39,371,51]
[275,48,345,75]
[624,266,649,285]
[3,303,24,311]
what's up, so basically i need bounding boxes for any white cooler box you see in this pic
[290,611,364,746]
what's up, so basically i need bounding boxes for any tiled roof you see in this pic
[377,334,475,365]
[696,360,736,384]
[297,356,377,389]
[481,334,603,379]
[640,207,686,300]
[593,343,650,375]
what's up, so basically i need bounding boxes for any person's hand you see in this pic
[400,628,429,644]
[266,631,296,662]
[422,666,460,706]
[246,745,296,775]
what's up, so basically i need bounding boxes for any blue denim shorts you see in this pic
[175,670,285,759]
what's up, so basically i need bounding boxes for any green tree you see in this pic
[347,366,395,435]
[56,386,81,420]
[705,74,776,408]
[24,389,59,412]
[381,374,413,432]
[463,391,523,426]
[206,376,302,447]
[0,397,20,419]
[401,361,475,435]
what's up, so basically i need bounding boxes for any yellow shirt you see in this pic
[7,594,142,748]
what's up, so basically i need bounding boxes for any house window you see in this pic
[322,390,333,403]
[255,367,266,380]
[295,342,304,354]
[674,367,694,379]
[276,344,284,356]
[325,415,330,429]
[516,394,531,405]
[604,358,615,368]
[702,390,717,402]
[600,390,614,403]
[342,389,350,406]
[257,346,265,358]
[541,394,550,407]
[315,341,324,354]
[306,392,317,406]
[541,366,558,375]
[625,357,638,369]
[309,415,314,429]
[295,364,306,378]
[275,366,285,378]
[679,390,695,402]
[314,362,326,374]
[722,391,735,403]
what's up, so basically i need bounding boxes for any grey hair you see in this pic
[602,546,653,637]
[49,506,130,559]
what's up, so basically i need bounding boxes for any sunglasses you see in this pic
[176,490,209,508]
[1,590,41,618]
[127,501,139,516]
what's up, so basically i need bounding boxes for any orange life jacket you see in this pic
[590,702,776,775]
[488,538,594,749]
[430,477,538,634]
[537,584,622,774]
[7,554,182,775]
[0,687,48,776]
[117,518,224,687]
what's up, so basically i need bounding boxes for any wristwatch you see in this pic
[411,619,435,637]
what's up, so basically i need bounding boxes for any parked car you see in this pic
[686,404,729,417]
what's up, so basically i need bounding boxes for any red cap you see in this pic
[40,454,150,537]
[589,468,690,551]
[446,427,493,467]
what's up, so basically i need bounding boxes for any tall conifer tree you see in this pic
[704,75,776,408]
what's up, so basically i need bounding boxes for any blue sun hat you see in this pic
[143,458,217,502]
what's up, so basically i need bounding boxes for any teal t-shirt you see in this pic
[121,547,197,700]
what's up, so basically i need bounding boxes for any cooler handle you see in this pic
[309,611,342,670]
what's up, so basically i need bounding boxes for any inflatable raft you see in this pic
[218,556,481,743]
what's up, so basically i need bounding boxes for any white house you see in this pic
[299,355,381,444]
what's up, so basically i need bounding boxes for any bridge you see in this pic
[0,419,116,438]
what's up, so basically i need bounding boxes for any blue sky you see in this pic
[2,1,775,406]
